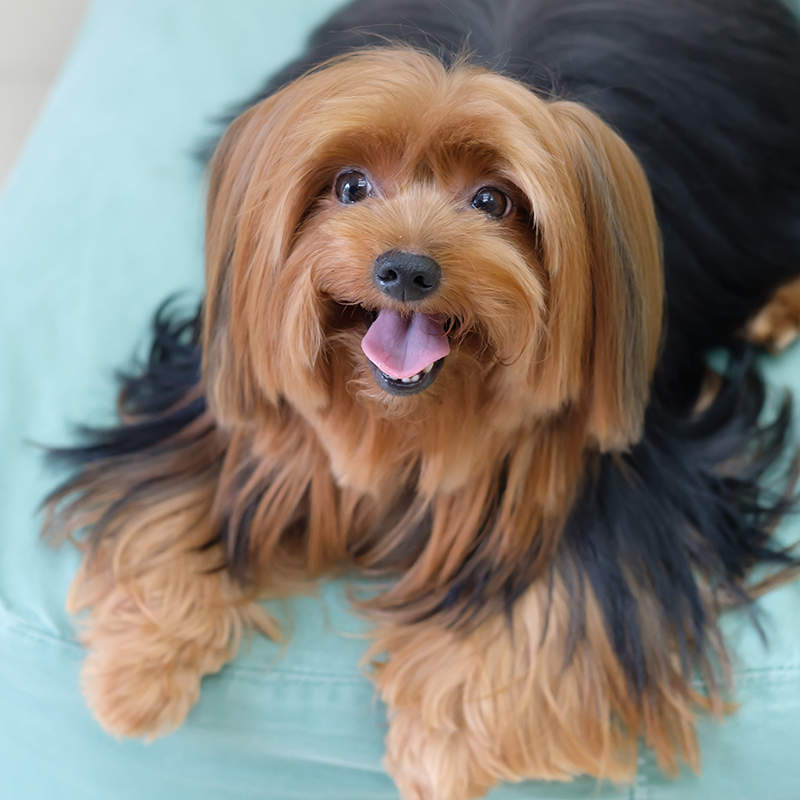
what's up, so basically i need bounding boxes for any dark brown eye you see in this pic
[471,186,511,218]
[334,170,373,204]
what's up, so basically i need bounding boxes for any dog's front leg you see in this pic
[383,705,497,800]
[371,575,701,799]
[67,508,273,740]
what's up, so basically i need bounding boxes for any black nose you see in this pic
[373,250,441,302]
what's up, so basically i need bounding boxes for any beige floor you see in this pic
[0,0,89,188]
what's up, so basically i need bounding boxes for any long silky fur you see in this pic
[43,0,800,790]
[44,315,798,704]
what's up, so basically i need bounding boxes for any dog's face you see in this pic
[204,49,663,491]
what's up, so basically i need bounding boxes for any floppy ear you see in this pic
[203,106,264,426]
[203,78,331,426]
[547,101,664,451]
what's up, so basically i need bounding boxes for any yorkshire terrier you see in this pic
[45,0,800,797]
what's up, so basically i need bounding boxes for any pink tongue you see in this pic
[361,309,450,380]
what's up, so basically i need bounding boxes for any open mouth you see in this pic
[360,308,451,396]
[366,355,446,395]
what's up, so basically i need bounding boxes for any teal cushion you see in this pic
[1,1,799,798]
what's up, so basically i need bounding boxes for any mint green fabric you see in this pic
[1,2,799,798]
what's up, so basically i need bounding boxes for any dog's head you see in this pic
[204,48,662,490]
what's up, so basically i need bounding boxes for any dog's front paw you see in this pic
[385,709,496,800]
[81,641,202,739]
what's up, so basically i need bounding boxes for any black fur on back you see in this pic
[48,0,800,697]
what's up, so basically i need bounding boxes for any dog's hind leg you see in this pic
[745,276,800,353]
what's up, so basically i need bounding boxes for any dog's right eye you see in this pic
[334,170,373,204]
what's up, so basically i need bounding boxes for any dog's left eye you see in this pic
[471,187,511,219]
[334,170,373,204]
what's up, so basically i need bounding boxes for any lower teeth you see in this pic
[378,361,438,385]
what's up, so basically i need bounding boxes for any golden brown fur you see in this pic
[45,48,793,799]
[746,276,800,352]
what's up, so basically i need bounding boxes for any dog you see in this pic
[44,0,800,797]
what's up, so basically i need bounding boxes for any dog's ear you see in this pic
[204,96,289,425]
[203,79,328,425]
[542,101,664,451]
[203,106,262,425]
